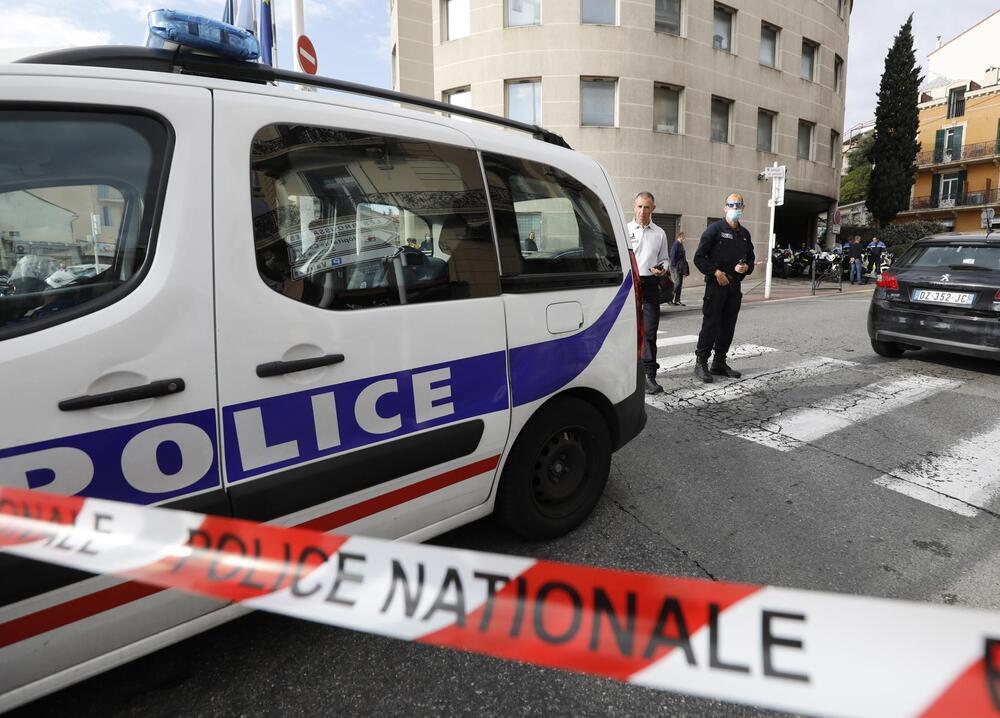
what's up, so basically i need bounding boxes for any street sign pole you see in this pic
[763,162,785,300]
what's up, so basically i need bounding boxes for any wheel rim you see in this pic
[530,427,590,517]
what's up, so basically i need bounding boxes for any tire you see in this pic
[495,397,612,540]
[871,338,906,358]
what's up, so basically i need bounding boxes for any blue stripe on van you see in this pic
[509,274,633,407]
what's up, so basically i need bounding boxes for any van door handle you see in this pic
[59,378,186,411]
[256,354,345,378]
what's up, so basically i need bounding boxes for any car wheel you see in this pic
[495,397,611,540]
[871,338,906,358]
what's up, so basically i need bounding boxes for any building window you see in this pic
[582,0,616,25]
[711,96,732,143]
[654,84,682,134]
[757,109,776,152]
[443,86,472,109]
[506,78,541,125]
[580,78,616,126]
[834,55,844,93]
[655,0,681,34]
[797,120,814,160]
[760,22,779,67]
[101,205,112,226]
[444,0,470,40]
[801,39,818,81]
[830,129,840,165]
[713,4,734,52]
[948,87,966,118]
[507,0,540,27]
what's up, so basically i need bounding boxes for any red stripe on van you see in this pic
[0,581,162,649]
[0,454,501,648]
[296,454,501,533]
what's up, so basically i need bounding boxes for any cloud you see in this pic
[0,9,111,49]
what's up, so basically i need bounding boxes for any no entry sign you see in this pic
[296,34,317,75]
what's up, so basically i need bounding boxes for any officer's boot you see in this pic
[709,354,742,379]
[645,373,663,395]
[694,352,714,384]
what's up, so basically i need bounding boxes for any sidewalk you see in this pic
[662,276,875,314]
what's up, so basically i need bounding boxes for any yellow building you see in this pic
[897,12,1000,231]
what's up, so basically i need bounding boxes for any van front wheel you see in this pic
[496,397,611,540]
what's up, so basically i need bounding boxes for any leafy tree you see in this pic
[880,220,947,255]
[840,164,872,204]
[866,15,923,226]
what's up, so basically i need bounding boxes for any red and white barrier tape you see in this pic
[1,486,999,718]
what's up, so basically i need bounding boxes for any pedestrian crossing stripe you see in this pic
[656,344,778,374]
[647,356,857,412]
[724,375,962,452]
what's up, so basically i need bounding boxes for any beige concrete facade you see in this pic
[391,0,851,256]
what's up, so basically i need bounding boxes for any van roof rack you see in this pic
[16,46,572,150]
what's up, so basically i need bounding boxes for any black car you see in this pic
[868,232,1000,360]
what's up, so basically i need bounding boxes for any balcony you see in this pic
[904,188,1000,213]
[917,140,1000,168]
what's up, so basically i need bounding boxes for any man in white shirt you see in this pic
[626,192,670,394]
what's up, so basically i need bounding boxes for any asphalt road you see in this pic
[15,289,1000,718]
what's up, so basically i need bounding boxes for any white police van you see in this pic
[0,11,645,708]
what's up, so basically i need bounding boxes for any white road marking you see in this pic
[656,344,778,374]
[873,422,1000,517]
[656,334,699,348]
[647,356,857,412]
[724,375,961,451]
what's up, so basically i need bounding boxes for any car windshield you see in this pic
[902,243,1000,271]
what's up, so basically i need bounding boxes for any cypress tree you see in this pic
[866,14,923,227]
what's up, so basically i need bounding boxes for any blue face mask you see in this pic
[727,208,744,223]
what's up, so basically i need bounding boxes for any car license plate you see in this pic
[911,289,975,305]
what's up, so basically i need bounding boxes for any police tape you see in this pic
[1,486,998,718]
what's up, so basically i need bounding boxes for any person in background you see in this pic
[668,232,688,306]
[523,231,539,252]
[627,192,670,395]
[867,235,886,277]
[693,193,755,383]
[420,232,434,254]
[847,235,865,284]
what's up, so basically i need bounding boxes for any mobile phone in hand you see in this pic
[651,263,664,272]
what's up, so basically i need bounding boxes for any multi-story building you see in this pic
[390,0,851,255]
[897,11,1000,232]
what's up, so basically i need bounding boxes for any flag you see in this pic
[236,0,256,33]
[259,0,273,65]
[222,0,236,24]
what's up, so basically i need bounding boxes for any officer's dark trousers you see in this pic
[640,277,661,377]
[696,280,742,362]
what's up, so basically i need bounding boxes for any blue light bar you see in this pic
[146,9,259,61]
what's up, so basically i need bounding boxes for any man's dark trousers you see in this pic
[696,280,742,362]
[641,277,661,377]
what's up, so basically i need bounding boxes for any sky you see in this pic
[0,0,996,135]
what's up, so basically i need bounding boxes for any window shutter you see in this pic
[933,129,945,162]
[930,174,940,207]
[951,126,964,159]
[958,169,968,203]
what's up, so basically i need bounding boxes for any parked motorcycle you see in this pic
[770,248,794,278]
[789,248,815,277]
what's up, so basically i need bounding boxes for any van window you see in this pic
[250,125,500,310]
[481,153,620,277]
[0,110,169,338]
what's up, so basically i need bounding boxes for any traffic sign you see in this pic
[763,165,786,179]
[770,172,785,207]
[296,35,317,75]
[834,208,842,225]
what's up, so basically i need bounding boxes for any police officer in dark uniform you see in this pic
[693,193,755,383]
